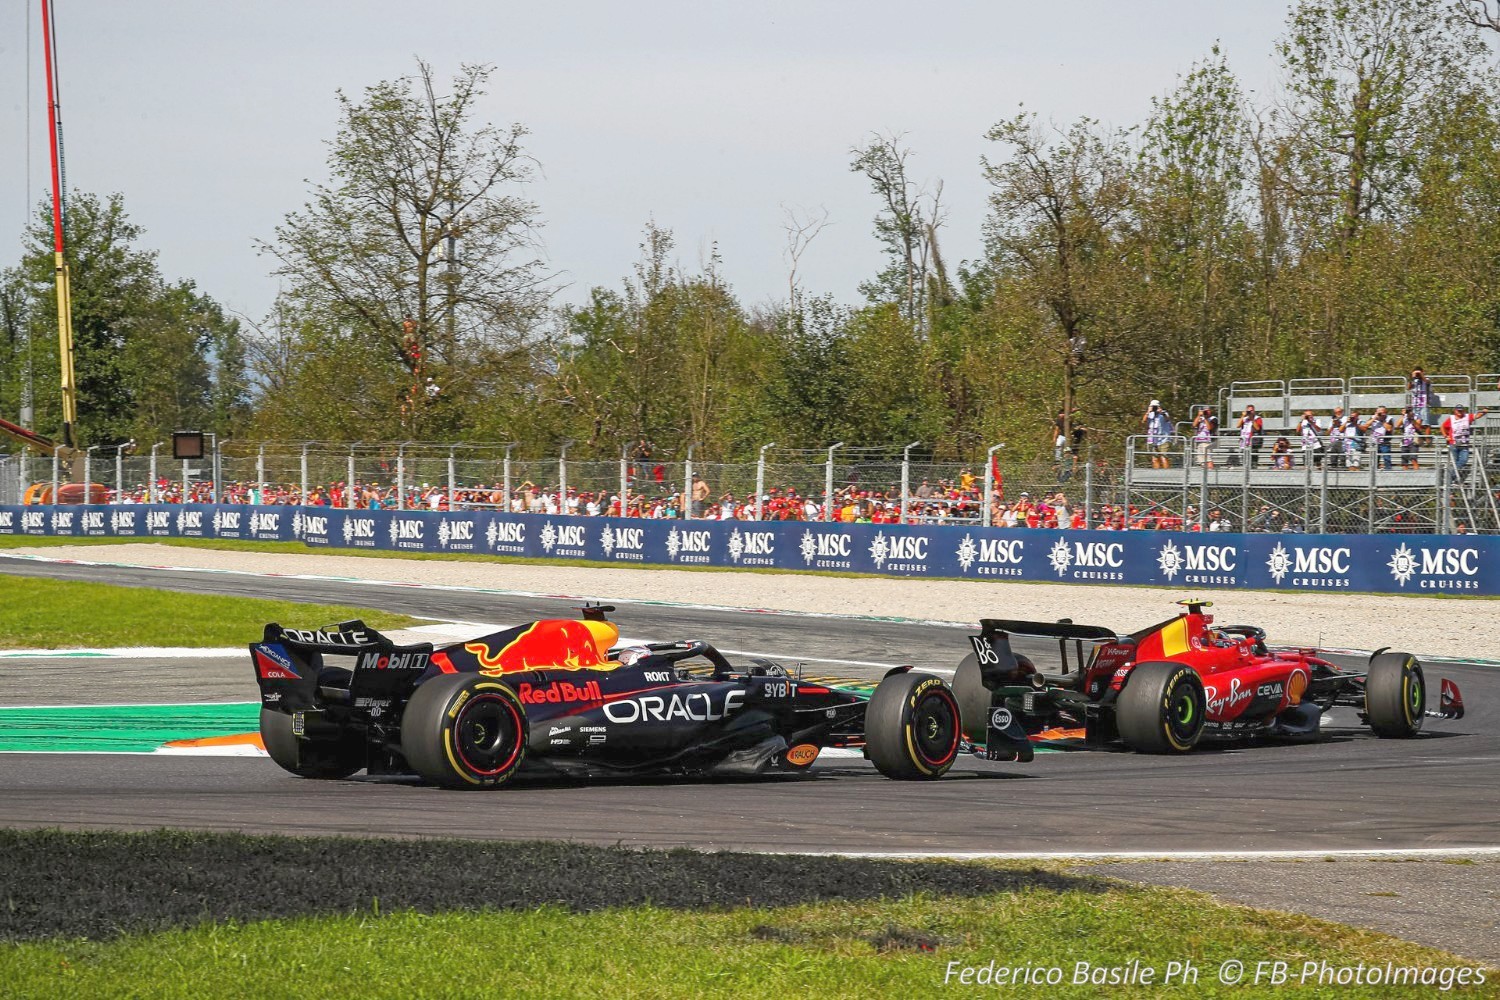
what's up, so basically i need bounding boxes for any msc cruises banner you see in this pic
[0,504,1494,596]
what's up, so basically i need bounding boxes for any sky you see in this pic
[1,1,1290,324]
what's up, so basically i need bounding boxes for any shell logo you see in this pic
[468,619,621,674]
[785,744,820,767]
[1286,668,1309,705]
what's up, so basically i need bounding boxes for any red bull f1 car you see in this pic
[954,600,1466,754]
[251,606,1014,788]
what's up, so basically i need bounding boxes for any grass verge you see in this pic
[0,835,1491,999]
[0,575,418,648]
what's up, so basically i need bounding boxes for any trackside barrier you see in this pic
[0,504,1495,596]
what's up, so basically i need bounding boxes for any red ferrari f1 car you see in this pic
[954,600,1466,755]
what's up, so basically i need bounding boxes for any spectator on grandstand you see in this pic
[1192,408,1215,468]
[1325,406,1347,470]
[1237,404,1264,468]
[1364,407,1393,470]
[1143,400,1172,469]
[1270,433,1292,470]
[1408,368,1433,428]
[1298,410,1324,468]
[1442,402,1489,476]
[1399,407,1422,469]
[690,474,709,517]
[1343,409,1364,470]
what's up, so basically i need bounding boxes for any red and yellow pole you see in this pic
[40,0,78,455]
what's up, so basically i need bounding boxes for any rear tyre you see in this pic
[1116,661,1205,754]
[401,673,528,789]
[259,708,365,779]
[1366,651,1425,738]
[865,672,962,780]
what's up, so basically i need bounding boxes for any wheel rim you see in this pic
[1167,681,1204,744]
[1405,666,1425,724]
[912,690,960,767]
[453,693,523,776]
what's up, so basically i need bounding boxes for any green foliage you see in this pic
[0,192,245,448]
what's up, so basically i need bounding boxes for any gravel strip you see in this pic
[20,543,1500,660]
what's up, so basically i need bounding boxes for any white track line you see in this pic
[792,847,1500,861]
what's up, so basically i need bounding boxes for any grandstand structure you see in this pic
[1125,372,1500,534]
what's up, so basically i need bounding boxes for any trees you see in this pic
[982,115,1143,446]
[260,60,550,439]
[0,192,243,447]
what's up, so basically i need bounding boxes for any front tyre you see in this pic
[259,708,365,779]
[1116,661,1206,754]
[401,673,528,789]
[865,672,962,780]
[1366,651,1425,738]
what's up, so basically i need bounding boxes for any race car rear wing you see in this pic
[975,618,1128,689]
[252,620,435,712]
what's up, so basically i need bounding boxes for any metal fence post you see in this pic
[558,441,575,516]
[300,443,310,505]
[210,434,221,504]
[1198,455,1209,529]
[83,447,95,501]
[756,442,776,521]
[448,445,458,511]
[503,443,514,513]
[52,453,59,505]
[396,442,410,511]
[1367,451,1377,531]
[1438,461,1451,534]
[824,442,844,522]
[982,443,1003,527]
[256,444,266,504]
[683,442,700,519]
[1318,459,1329,533]
[900,441,920,524]
[1084,459,1093,528]
[1240,457,1250,532]
[347,443,360,509]
[619,444,629,517]
[149,443,159,503]
[115,445,124,503]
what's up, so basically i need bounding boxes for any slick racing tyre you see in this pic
[259,708,365,779]
[865,672,962,780]
[953,651,1036,742]
[401,673,528,789]
[1117,661,1206,754]
[1365,651,1425,738]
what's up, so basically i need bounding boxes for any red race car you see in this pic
[954,600,1465,755]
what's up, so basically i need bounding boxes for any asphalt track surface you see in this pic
[1,555,1496,858]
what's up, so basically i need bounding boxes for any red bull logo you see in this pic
[468,619,621,675]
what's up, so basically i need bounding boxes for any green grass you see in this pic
[0,887,1492,999]
[0,575,419,648]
